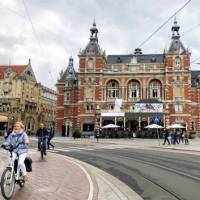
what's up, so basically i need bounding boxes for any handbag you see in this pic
[24,157,33,172]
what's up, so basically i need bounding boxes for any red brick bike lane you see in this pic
[11,150,96,200]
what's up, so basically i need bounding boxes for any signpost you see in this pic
[152,115,161,146]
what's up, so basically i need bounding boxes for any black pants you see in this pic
[163,138,170,145]
[47,137,54,149]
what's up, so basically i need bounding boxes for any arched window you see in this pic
[107,80,119,98]
[149,80,162,98]
[128,80,140,99]
[175,56,181,69]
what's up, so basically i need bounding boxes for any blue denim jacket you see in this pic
[4,131,29,155]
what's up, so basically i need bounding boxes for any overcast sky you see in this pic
[0,0,200,89]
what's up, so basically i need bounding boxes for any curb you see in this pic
[65,156,144,200]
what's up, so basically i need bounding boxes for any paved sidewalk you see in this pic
[0,149,143,200]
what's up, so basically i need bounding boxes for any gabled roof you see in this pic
[0,65,27,79]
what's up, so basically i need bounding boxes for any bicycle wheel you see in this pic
[1,167,15,200]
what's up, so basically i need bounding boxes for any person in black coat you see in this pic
[163,129,170,145]
[36,123,48,154]
[47,128,55,149]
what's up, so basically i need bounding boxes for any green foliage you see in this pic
[73,128,81,138]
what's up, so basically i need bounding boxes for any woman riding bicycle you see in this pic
[2,121,29,182]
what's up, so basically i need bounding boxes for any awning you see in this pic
[101,112,125,117]
[0,115,8,122]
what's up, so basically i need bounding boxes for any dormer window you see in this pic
[5,69,13,77]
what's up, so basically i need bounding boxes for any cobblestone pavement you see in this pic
[0,149,93,200]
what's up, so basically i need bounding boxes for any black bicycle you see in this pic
[39,136,47,160]
[1,144,25,200]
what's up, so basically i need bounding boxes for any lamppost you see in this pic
[95,105,101,142]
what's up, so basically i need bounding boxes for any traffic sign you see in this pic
[153,115,160,123]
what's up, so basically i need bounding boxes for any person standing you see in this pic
[184,130,189,145]
[36,123,48,154]
[47,128,55,149]
[95,128,100,143]
[163,129,170,145]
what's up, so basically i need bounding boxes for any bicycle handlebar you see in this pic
[1,142,25,152]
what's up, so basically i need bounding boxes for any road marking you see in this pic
[54,155,94,200]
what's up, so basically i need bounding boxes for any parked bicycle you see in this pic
[1,144,32,200]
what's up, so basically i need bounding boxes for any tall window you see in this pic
[107,80,119,98]
[175,104,183,113]
[128,80,140,98]
[149,80,162,98]
[88,58,94,72]
[175,56,181,69]
[64,92,70,104]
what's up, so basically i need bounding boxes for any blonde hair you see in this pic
[14,121,25,129]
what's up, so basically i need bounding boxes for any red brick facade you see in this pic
[56,20,200,136]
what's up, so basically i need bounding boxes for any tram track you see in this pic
[58,148,200,200]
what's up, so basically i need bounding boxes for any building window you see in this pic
[110,105,114,110]
[107,80,119,98]
[175,56,181,69]
[149,80,162,98]
[128,80,140,99]
[175,104,183,113]
[64,92,70,104]
[88,58,94,72]
[86,104,93,112]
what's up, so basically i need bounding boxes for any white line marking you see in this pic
[63,157,94,200]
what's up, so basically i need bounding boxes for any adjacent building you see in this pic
[0,59,57,135]
[56,19,200,136]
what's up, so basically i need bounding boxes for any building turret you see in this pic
[168,17,186,55]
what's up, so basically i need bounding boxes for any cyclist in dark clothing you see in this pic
[36,123,48,154]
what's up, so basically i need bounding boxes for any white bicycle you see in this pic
[1,144,27,200]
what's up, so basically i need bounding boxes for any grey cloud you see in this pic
[0,0,200,88]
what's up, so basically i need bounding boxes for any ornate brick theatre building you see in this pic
[56,19,200,136]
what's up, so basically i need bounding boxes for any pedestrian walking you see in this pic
[47,128,55,149]
[179,129,184,143]
[173,129,179,145]
[163,129,170,145]
[95,128,100,142]
[184,130,189,145]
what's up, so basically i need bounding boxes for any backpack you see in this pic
[24,157,32,172]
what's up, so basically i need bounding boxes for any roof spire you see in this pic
[90,19,98,42]
[171,16,180,38]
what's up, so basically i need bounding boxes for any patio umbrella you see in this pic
[145,123,164,146]
[167,124,185,129]
[102,124,120,129]
[145,124,164,129]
